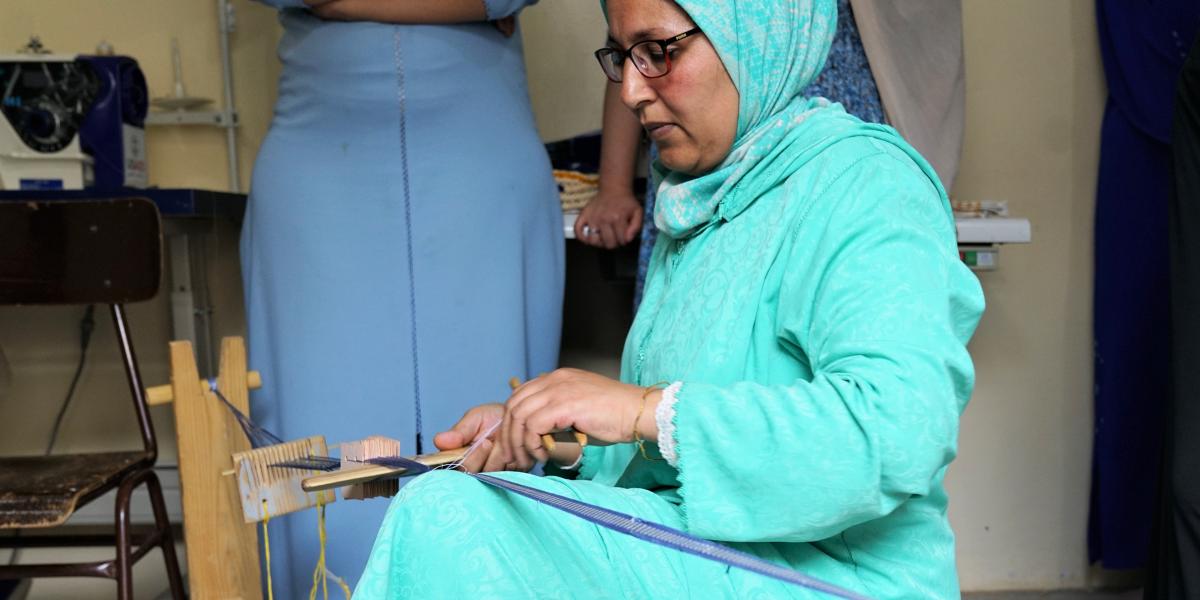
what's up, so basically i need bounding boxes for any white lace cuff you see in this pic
[555,450,583,471]
[654,382,684,467]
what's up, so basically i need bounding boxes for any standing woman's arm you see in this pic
[308,0,542,23]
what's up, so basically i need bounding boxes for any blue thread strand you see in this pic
[392,27,424,455]
[472,473,872,600]
[207,379,283,448]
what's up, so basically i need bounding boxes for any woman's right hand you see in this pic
[574,187,642,250]
[433,403,508,473]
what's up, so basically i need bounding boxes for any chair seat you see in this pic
[0,451,153,529]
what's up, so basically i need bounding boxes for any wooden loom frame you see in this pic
[146,336,467,598]
[148,337,264,599]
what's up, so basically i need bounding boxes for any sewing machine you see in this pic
[0,46,148,190]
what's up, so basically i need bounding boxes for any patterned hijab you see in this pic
[620,0,870,238]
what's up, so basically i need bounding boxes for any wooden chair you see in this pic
[0,198,185,600]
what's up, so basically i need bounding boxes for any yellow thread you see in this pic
[322,503,329,600]
[634,382,668,461]
[319,500,329,600]
[308,494,352,600]
[321,567,352,600]
[309,509,322,599]
[262,499,274,600]
[310,496,331,600]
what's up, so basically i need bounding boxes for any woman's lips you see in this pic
[644,122,677,141]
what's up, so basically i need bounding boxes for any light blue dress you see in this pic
[239,1,563,596]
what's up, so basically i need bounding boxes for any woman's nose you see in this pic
[620,61,655,111]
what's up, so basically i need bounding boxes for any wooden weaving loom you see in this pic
[145,337,470,599]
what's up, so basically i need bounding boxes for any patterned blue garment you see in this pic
[239,1,563,597]
[634,0,882,308]
[804,0,886,125]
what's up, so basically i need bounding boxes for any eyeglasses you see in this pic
[594,27,703,83]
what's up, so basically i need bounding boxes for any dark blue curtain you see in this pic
[1091,0,1200,569]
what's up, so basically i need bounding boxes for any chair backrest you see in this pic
[0,198,163,457]
[0,198,161,305]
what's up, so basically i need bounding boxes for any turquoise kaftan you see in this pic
[355,0,984,596]
[353,121,984,598]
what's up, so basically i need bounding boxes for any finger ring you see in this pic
[582,225,592,237]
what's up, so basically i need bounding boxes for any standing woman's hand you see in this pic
[575,187,643,249]
[496,369,663,472]
[493,16,517,37]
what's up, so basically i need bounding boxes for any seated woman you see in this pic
[354,0,984,598]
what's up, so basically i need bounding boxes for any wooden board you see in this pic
[171,339,262,600]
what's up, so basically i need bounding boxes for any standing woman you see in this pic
[240,0,563,596]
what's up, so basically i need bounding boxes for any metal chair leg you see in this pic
[115,472,138,600]
[144,470,185,600]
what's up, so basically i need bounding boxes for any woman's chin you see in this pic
[658,149,702,176]
[658,141,728,176]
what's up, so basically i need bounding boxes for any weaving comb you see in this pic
[231,435,337,523]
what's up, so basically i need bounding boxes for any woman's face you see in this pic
[606,0,739,176]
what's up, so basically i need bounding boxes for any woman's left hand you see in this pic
[498,369,661,471]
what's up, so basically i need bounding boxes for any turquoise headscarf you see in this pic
[623,0,935,239]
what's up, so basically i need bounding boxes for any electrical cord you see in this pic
[45,304,95,454]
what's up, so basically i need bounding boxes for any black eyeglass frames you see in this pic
[594,27,703,83]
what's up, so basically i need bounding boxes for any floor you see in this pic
[0,551,1148,600]
[965,592,1141,600]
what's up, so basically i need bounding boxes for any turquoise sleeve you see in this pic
[670,154,983,543]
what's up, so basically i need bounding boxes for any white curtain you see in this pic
[849,0,966,192]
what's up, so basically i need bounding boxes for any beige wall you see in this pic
[947,0,1105,590]
[522,1,609,142]
[0,0,1110,593]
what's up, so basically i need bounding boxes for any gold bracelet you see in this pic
[633,382,668,461]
